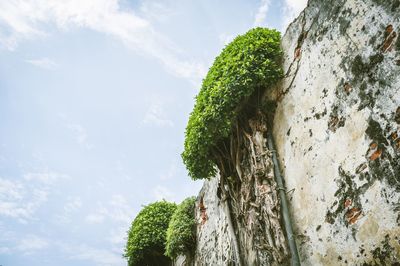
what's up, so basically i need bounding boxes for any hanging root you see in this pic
[216,110,290,265]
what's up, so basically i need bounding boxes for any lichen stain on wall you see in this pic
[271,0,400,264]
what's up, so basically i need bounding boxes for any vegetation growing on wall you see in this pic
[165,197,197,259]
[182,27,283,180]
[124,201,177,266]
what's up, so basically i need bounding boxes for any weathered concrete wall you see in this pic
[193,175,236,265]
[271,0,400,264]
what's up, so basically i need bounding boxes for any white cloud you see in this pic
[0,0,206,82]
[108,226,127,245]
[153,185,175,201]
[108,195,132,224]
[16,235,48,255]
[0,170,67,223]
[160,161,178,180]
[253,0,271,27]
[24,171,68,185]
[0,178,23,200]
[25,57,57,70]
[55,197,82,224]
[65,123,92,149]
[58,114,92,149]
[139,0,175,23]
[142,101,174,127]
[282,0,308,32]
[85,213,105,224]
[59,242,124,266]
[85,194,133,225]
[0,178,48,222]
[64,197,82,213]
[218,33,235,46]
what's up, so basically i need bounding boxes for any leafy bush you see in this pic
[124,201,177,266]
[182,27,283,180]
[165,197,197,259]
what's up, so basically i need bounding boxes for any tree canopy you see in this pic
[165,197,197,259]
[182,27,283,180]
[124,201,177,266]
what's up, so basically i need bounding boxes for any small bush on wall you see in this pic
[124,201,177,266]
[182,27,283,180]
[165,197,197,259]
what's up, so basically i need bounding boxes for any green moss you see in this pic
[357,82,375,110]
[365,119,388,146]
[326,167,364,224]
[351,55,367,80]
[339,16,351,35]
[372,0,400,13]
[182,27,283,180]
[365,119,400,191]
[371,234,395,264]
[124,201,177,266]
[369,35,377,47]
[165,197,196,259]
[392,0,400,10]
[369,53,384,66]
[351,54,384,83]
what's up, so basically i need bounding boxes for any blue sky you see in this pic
[0,0,306,265]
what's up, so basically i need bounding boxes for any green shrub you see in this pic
[124,201,177,266]
[182,27,283,180]
[165,197,197,259]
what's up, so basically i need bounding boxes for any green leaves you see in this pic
[182,27,283,180]
[165,197,196,259]
[124,198,197,264]
[124,201,177,266]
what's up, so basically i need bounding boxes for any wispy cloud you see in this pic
[85,194,133,225]
[282,0,308,31]
[16,235,48,255]
[55,196,83,224]
[253,0,271,27]
[218,33,235,46]
[58,242,124,266]
[85,213,105,224]
[24,171,69,185]
[0,170,68,223]
[66,123,92,149]
[142,101,174,127]
[153,185,175,201]
[0,0,206,82]
[25,57,58,70]
[139,0,175,23]
[108,226,127,245]
[0,177,48,222]
[160,161,178,180]
[58,114,92,149]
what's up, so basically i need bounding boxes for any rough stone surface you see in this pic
[271,0,400,264]
[194,175,236,265]
[181,0,400,265]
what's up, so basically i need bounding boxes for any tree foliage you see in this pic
[124,201,177,266]
[182,27,283,180]
[165,197,196,259]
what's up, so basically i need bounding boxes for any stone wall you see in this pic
[271,0,400,264]
[180,0,400,265]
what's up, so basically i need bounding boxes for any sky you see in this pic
[0,0,307,265]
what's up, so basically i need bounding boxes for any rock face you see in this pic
[194,176,237,265]
[272,0,400,264]
[178,0,400,265]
